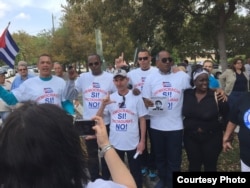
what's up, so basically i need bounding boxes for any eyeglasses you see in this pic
[161,57,173,63]
[18,68,27,71]
[119,96,126,108]
[138,57,148,61]
[88,62,99,67]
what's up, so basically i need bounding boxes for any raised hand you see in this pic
[102,93,116,106]
[115,52,128,69]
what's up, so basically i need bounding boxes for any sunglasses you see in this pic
[119,96,126,108]
[161,57,173,63]
[138,57,148,61]
[88,62,99,67]
[18,68,27,71]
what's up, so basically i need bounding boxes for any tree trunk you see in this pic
[217,27,228,72]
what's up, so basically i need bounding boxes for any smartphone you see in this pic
[74,119,96,136]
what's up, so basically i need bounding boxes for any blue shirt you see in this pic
[11,74,35,90]
[209,74,220,89]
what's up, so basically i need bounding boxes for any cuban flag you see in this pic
[0,28,19,68]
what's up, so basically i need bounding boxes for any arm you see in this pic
[61,100,75,115]
[96,102,106,117]
[222,121,237,152]
[0,86,18,105]
[96,93,115,117]
[137,116,146,154]
[217,98,230,131]
[214,88,227,102]
[92,115,136,188]
[64,66,79,101]
[64,80,79,101]
[218,71,226,90]
[142,97,154,108]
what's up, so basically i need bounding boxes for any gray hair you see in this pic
[18,61,28,67]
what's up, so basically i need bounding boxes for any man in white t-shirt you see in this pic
[66,53,116,181]
[0,54,74,115]
[142,50,191,188]
[97,69,148,188]
[127,49,158,179]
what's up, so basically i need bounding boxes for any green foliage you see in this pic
[7,0,250,67]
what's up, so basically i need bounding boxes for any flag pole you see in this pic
[6,22,10,30]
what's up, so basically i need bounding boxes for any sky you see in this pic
[0,0,67,36]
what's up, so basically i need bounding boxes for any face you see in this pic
[234,60,243,70]
[0,74,5,84]
[137,51,151,70]
[88,55,102,75]
[53,64,64,77]
[155,101,162,108]
[18,65,28,77]
[194,73,209,92]
[38,55,53,77]
[156,51,172,73]
[113,76,129,92]
[203,62,213,74]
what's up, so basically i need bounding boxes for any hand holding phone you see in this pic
[74,119,96,136]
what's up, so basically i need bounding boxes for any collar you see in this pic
[159,69,171,75]
[39,76,52,81]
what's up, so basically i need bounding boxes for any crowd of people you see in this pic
[0,51,249,188]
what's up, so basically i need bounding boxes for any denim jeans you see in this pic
[151,129,183,188]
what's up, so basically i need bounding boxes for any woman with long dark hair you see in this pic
[0,101,136,188]
[219,58,249,109]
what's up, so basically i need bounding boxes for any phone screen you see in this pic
[74,119,96,136]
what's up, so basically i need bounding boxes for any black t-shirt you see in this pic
[229,92,250,166]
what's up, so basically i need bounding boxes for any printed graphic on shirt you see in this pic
[153,81,181,111]
[134,76,146,91]
[111,108,135,132]
[148,97,168,116]
[84,83,108,109]
[243,109,250,130]
[36,87,59,104]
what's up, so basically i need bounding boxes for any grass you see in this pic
[144,133,241,187]
[181,132,240,172]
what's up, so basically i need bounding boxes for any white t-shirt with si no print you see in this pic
[12,76,66,107]
[104,90,148,150]
[142,70,191,131]
[75,71,116,124]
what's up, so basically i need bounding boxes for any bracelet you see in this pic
[99,144,114,157]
